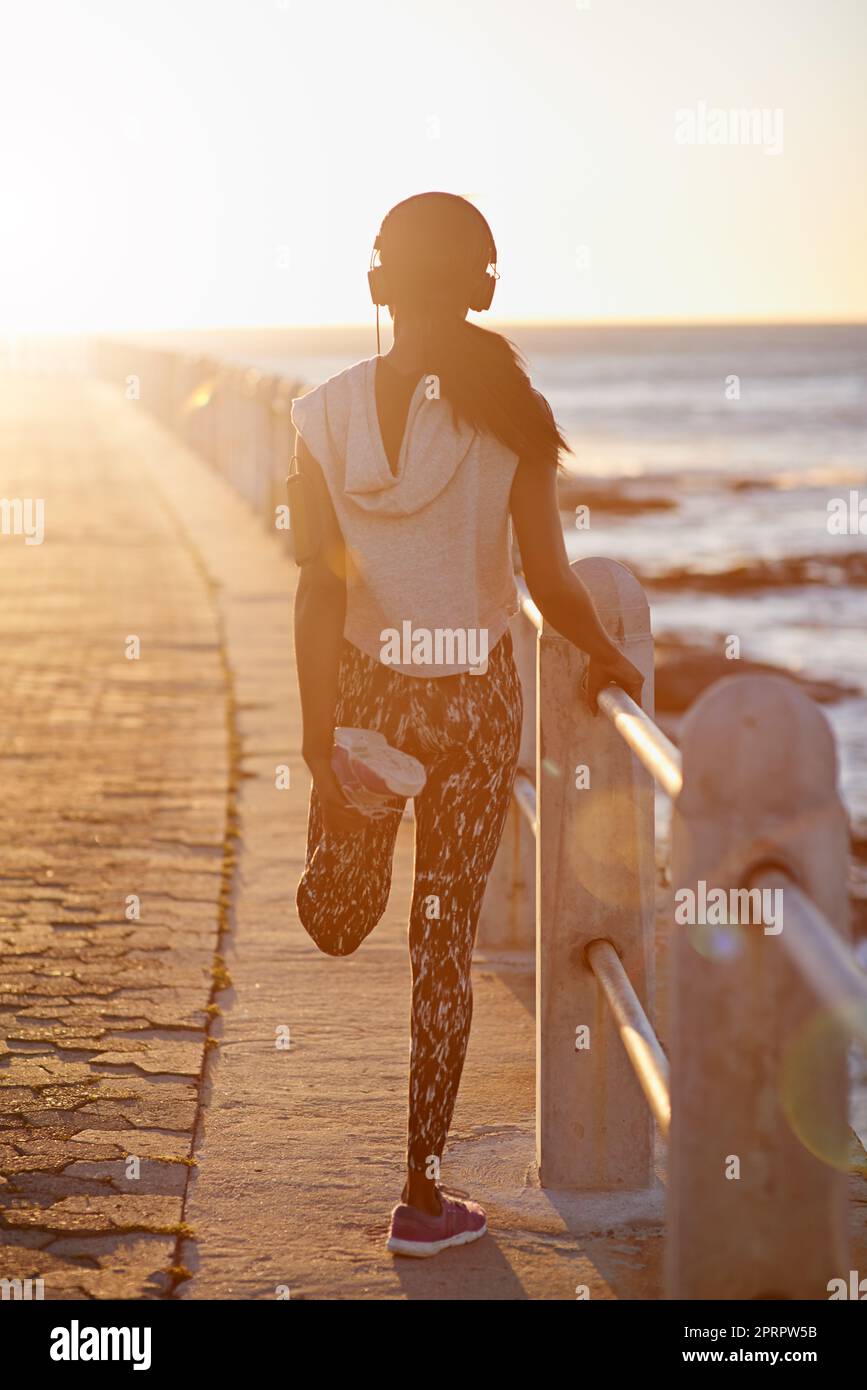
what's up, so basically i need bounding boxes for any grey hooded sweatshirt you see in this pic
[290,356,519,677]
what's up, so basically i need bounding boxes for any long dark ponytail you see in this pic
[419,315,571,468]
[373,192,572,468]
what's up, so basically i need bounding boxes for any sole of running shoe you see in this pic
[386,1220,487,1258]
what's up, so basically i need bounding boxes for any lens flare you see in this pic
[780,1002,864,1171]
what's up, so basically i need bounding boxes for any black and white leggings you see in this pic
[297,630,523,1175]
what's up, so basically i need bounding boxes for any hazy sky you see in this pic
[3,0,865,330]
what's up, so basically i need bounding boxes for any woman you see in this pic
[291,192,643,1258]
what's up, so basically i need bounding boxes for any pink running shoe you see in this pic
[386,1187,488,1258]
[332,727,426,820]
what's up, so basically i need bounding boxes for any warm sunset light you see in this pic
[2,0,865,331]
[2,0,866,1341]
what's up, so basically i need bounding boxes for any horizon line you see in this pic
[89,313,867,336]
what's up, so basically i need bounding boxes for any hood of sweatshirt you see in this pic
[290,356,476,517]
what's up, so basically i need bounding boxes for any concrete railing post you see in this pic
[537,556,656,1190]
[172,354,199,441]
[270,378,296,555]
[221,370,243,493]
[239,369,270,517]
[252,375,276,525]
[477,608,537,950]
[187,357,218,466]
[236,369,260,513]
[667,674,851,1299]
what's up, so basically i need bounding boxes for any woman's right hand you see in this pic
[304,751,369,835]
[584,647,645,714]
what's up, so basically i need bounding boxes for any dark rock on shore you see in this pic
[644,551,867,592]
[653,645,866,938]
[557,476,676,515]
[654,635,859,712]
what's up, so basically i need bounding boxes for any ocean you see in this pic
[137,322,867,832]
[121,320,867,1138]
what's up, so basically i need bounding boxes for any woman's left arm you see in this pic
[510,454,645,712]
[293,433,367,832]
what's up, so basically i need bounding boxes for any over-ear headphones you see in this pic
[367,191,498,314]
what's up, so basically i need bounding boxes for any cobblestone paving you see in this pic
[3,371,865,1304]
[0,373,230,1298]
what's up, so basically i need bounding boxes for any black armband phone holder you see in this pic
[286,454,321,566]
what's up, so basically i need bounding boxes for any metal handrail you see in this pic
[751,867,867,1047]
[597,687,683,799]
[516,574,682,801]
[585,940,671,1135]
[513,572,867,1119]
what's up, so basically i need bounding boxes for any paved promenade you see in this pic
[0,373,229,1296]
[1,372,864,1300]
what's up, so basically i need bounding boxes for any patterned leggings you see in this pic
[297,630,523,1175]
